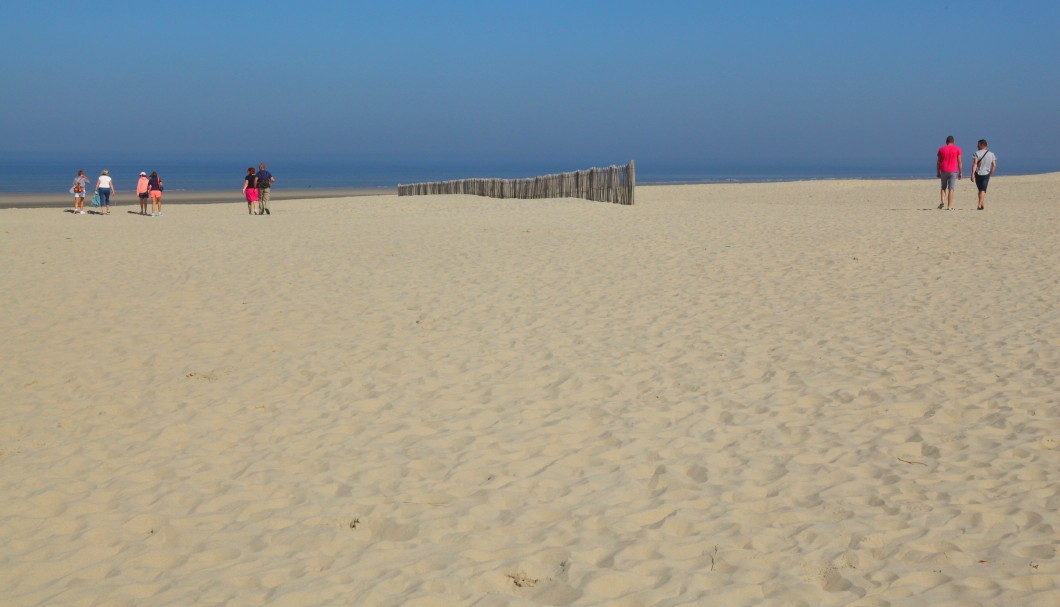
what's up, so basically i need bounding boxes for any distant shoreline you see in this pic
[2,172,1056,210]
[0,187,393,210]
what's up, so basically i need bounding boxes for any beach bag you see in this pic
[73,182,84,194]
[91,192,101,207]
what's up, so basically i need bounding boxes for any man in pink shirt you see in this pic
[936,135,963,209]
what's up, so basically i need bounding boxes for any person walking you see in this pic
[148,171,164,216]
[936,135,962,210]
[255,163,275,215]
[95,169,115,215]
[136,171,150,215]
[242,167,259,215]
[970,139,997,211]
[71,169,89,214]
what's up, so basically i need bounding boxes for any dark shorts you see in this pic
[139,192,150,200]
[974,173,990,192]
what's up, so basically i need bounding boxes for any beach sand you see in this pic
[1,176,1057,606]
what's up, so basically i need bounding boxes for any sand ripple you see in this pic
[2,176,1057,606]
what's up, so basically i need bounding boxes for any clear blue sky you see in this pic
[2,0,1058,175]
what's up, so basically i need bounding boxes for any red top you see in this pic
[937,144,962,173]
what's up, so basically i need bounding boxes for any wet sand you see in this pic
[0,187,392,209]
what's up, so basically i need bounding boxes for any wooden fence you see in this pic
[397,160,635,205]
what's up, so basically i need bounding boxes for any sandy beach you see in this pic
[1,175,1057,606]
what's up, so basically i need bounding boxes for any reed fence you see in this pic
[397,160,635,205]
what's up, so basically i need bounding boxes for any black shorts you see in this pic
[974,173,990,192]
[139,192,150,200]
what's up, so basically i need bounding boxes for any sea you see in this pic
[0,158,1048,194]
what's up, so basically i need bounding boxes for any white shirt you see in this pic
[97,175,113,188]
[974,150,996,176]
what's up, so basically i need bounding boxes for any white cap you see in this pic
[139,171,147,176]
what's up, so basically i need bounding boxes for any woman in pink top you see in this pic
[242,167,259,214]
[136,172,150,215]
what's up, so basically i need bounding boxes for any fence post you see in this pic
[627,160,635,205]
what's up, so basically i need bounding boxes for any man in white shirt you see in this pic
[970,139,997,211]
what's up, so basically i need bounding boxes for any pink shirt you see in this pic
[136,176,149,194]
[937,144,962,173]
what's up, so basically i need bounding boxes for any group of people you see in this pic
[241,163,276,215]
[70,163,276,216]
[71,150,999,215]
[70,169,165,216]
[136,171,166,216]
[936,136,998,210]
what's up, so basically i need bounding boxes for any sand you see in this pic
[0,187,390,210]
[1,175,1057,606]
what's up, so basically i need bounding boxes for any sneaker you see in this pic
[265,208,270,215]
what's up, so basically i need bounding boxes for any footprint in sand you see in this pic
[185,365,237,381]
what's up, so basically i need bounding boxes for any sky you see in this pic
[2,0,1059,176]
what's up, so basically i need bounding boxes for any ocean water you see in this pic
[1,161,423,194]
[0,159,948,194]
